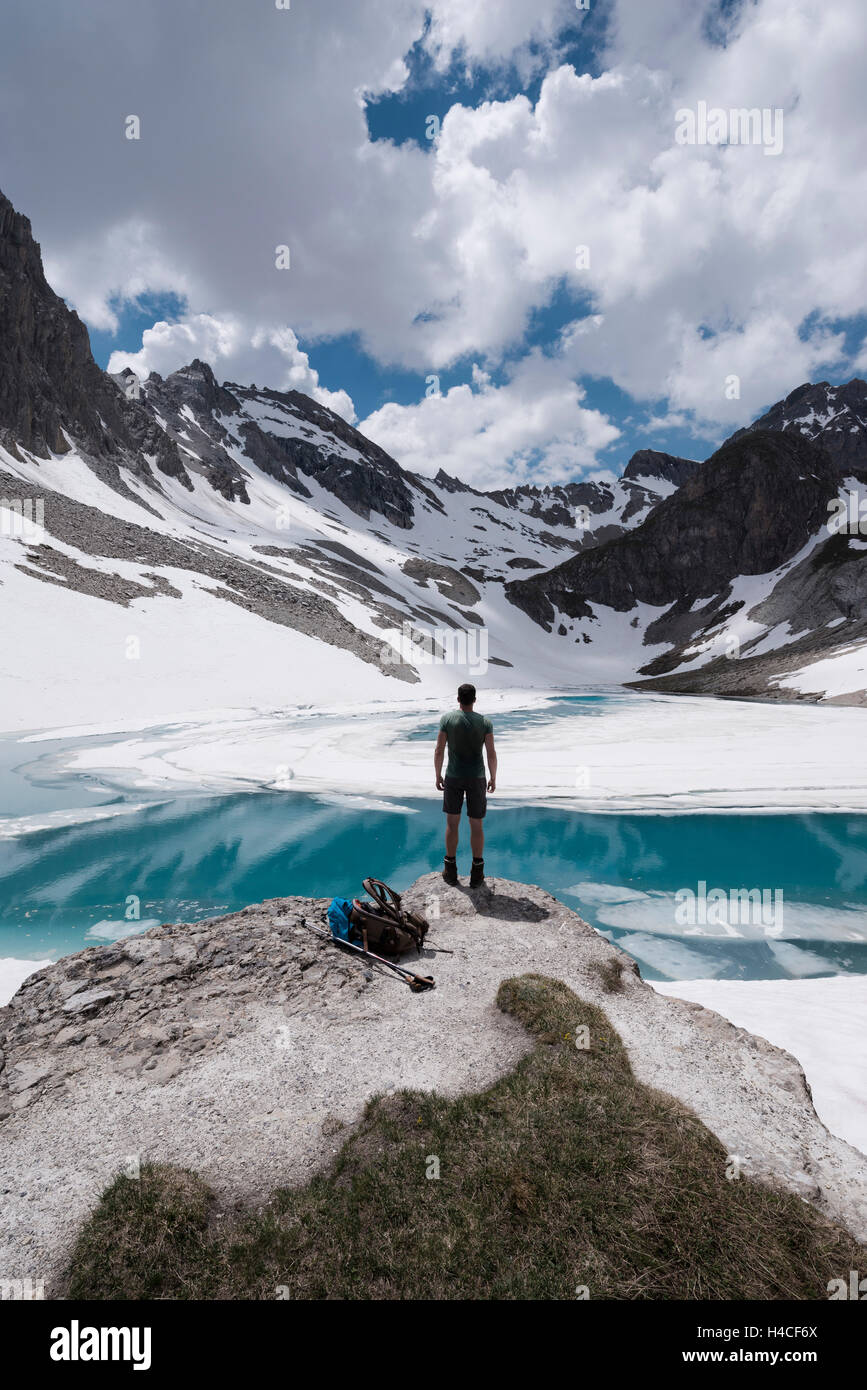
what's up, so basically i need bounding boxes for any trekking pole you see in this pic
[298,918,435,993]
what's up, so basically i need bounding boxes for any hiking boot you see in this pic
[442,857,458,885]
[469,858,485,888]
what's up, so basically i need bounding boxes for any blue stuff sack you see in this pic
[327,897,356,944]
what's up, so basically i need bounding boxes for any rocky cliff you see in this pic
[0,191,187,487]
[506,432,843,625]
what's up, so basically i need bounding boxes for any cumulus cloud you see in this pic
[414,7,867,424]
[361,351,619,487]
[107,315,356,420]
[1,0,866,479]
[43,219,195,334]
[423,0,582,79]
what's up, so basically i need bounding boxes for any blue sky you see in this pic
[15,0,861,490]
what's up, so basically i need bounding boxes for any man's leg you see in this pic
[442,779,462,884]
[466,777,487,887]
[469,817,484,859]
[445,813,461,858]
[469,817,486,887]
[443,813,461,884]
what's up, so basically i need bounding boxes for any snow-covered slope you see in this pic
[0,389,695,729]
[0,419,584,728]
[0,186,702,730]
[2,182,867,725]
[507,430,867,706]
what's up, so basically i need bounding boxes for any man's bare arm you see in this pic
[485,731,497,792]
[434,730,447,789]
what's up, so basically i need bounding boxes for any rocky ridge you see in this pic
[0,186,697,549]
[732,377,867,476]
[506,430,867,700]
[0,192,187,489]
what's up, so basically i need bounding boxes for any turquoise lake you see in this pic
[2,784,867,981]
[2,692,867,982]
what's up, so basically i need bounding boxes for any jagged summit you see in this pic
[0,188,188,486]
[732,377,867,474]
[622,449,698,487]
[0,189,692,539]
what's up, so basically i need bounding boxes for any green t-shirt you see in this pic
[439,709,492,778]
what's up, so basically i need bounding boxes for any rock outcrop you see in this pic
[621,449,697,487]
[0,898,362,1119]
[1,875,864,1294]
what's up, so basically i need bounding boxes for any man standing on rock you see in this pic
[434,683,497,888]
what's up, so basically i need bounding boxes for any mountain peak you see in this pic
[733,377,867,474]
[0,185,189,487]
[622,449,699,487]
[0,185,106,457]
[172,358,218,384]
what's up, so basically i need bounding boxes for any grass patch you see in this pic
[590,958,628,994]
[63,974,864,1300]
[65,1165,216,1300]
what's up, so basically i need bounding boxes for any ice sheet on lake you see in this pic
[654,976,867,1156]
[564,881,867,942]
[28,689,867,815]
[85,919,162,941]
[610,932,724,979]
[0,801,161,839]
[0,957,52,1007]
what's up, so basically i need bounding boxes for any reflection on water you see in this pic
[2,791,866,982]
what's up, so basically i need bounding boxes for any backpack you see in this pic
[328,878,428,958]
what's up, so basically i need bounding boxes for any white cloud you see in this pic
[660,312,847,423]
[361,350,619,486]
[107,315,356,420]
[413,10,867,421]
[43,218,194,334]
[423,0,581,78]
[3,0,867,474]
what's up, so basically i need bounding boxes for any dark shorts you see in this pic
[443,775,487,819]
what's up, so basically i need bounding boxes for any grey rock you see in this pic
[62,989,116,1015]
[0,191,187,487]
[7,1061,55,1094]
[5,875,864,1301]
